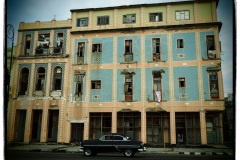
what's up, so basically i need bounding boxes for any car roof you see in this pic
[105,133,128,137]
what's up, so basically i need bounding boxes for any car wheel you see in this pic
[124,149,135,157]
[84,148,93,156]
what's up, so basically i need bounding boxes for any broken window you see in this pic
[77,42,85,64]
[97,16,109,25]
[92,43,102,52]
[24,35,31,55]
[176,10,190,20]
[152,38,160,61]
[77,17,88,27]
[179,77,186,88]
[125,74,133,101]
[153,71,162,102]
[91,80,101,89]
[206,35,216,59]
[177,39,184,48]
[75,73,84,101]
[36,33,50,55]
[123,14,136,24]
[149,13,162,22]
[52,67,62,91]
[209,71,219,98]
[36,67,45,91]
[19,68,29,96]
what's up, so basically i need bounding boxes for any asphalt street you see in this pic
[6,151,234,160]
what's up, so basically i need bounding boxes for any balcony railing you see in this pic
[35,47,63,56]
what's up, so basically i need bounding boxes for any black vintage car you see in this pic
[79,133,147,157]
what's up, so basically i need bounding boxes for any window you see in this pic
[124,40,133,62]
[206,35,216,59]
[123,14,136,24]
[36,67,45,91]
[91,80,101,89]
[24,35,31,55]
[209,71,219,98]
[19,68,29,95]
[125,74,133,101]
[54,33,63,54]
[113,136,123,140]
[77,18,88,27]
[149,13,162,22]
[177,39,184,48]
[179,77,186,88]
[97,16,109,25]
[153,71,162,102]
[77,42,85,64]
[92,44,102,52]
[53,67,62,91]
[152,38,160,61]
[36,33,50,55]
[206,118,214,132]
[176,10,190,20]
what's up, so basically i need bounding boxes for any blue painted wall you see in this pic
[74,38,89,64]
[145,67,169,101]
[117,36,141,63]
[200,31,215,59]
[173,66,199,101]
[172,32,197,61]
[90,69,113,102]
[117,68,141,101]
[145,34,168,62]
[91,37,113,64]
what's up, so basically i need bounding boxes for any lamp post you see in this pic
[7,24,14,101]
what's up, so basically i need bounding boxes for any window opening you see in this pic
[125,74,133,101]
[153,71,162,102]
[124,40,133,62]
[176,10,190,20]
[206,35,216,59]
[152,38,160,61]
[77,18,88,27]
[19,68,29,95]
[177,39,184,48]
[209,71,219,98]
[91,80,101,89]
[36,67,45,91]
[123,14,136,24]
[149,13,162,22]
[24,35,31,55]
[36,33,50,55]
[92,43,102,52]
[179,77,186,88]
[53,67,62,91]
[77,42,85,64]
[97,16,109,25]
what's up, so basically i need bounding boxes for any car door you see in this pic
[99,135,114,152]
[112,135,125,152]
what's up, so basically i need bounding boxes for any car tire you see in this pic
[84,148,93,156]
[124,149,135,157]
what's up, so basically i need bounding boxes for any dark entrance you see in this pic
[14,110,27,142]
[71,123,84,143]
[31,110,42,142]
[48,110,59,142]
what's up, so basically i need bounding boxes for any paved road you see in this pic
[6,151,234,160]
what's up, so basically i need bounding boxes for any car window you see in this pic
[102,135,112,140]
[113,136,123,140]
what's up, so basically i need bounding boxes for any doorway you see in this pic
[31,110,42,142]
[14,110,27,142]
[71,123,84,143]
[48,110,59,142]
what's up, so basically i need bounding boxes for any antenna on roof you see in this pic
[53,15,56,20]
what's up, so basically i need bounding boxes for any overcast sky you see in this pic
[6,0,234,97]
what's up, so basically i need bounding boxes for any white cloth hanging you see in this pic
[155,91,161,102]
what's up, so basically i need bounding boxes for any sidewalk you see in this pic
[7,143,234,156]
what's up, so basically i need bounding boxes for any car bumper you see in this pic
[138,147,147,152]
[79,147,84,152]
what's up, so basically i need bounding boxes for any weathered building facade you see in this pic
[7,0,224,145]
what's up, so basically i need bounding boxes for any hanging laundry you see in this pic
[155,91,161,102]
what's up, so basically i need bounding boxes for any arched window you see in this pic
[19,68,29,95]
[53,67,62,91]
[36,67,45,91]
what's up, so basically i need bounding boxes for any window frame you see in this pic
[152,38,161,61]
[24,35,31,55]
[123,14,136,24]
[97,16,109,25]
[209,71,219,98]
[77,17,89,27]
[52,67,62,91]
[35,67,46,91]
[175,10,190,21]
[178,77,186,88]
[206,35,216,59]
[124,73,133,101]
[177,39,184,49]
[91,80,101,89]
[149,12,163,22]
[19,67,29,95]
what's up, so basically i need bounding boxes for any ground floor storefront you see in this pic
[7,105,223,145]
